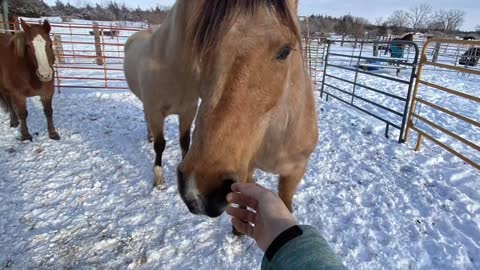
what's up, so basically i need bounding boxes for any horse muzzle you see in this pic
[177,166,235,218]
[36,69,53,82]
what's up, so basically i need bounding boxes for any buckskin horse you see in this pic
[0,19,60,141]
[179,0,318,218]
[125,0,318,220]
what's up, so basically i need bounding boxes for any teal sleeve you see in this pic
[261,225,347,270]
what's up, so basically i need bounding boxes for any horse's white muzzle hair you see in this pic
[36,68,53,82]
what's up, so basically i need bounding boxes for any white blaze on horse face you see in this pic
[32,35,53,82]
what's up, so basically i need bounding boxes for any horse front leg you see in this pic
[41,93,60,140]
[178,104,197,159]
[144,111,154,143]
[278,164,307,212]
[11,95,32,141]
[147,112,167,189]
[5,96,19,128]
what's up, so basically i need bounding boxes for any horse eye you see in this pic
[276,46,292,60]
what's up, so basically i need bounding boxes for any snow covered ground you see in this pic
[0,87,478,269]
[1,19,479,270]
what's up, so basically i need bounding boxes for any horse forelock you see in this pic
[14,31,26,58]
[189,0,299,64]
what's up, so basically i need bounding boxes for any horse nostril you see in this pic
[222,178,236,195]
[177,166,184,180]
[176,166,186,194]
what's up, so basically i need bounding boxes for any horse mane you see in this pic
[14,31,26,58]
[189,0,299,63]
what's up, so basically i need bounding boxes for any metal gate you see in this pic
[17,19,148,91]
[303,37,328,87]
[320,40,419,142]
[405,39,480,170]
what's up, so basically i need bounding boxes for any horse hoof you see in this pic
[153,166,166,190]
[49,132,61,140]
[10,122,19,128]
[19,134,32,141]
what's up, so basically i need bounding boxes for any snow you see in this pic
[1,88,478,269]
[1,21,479,269]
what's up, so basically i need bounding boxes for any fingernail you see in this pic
[226,193,232,202]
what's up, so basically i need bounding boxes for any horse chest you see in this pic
[1,67,43,93]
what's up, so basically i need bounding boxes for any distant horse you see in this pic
[463,36,476,41]
[459,47,480,67]
[0,19,60,141]
[170,0,317,218]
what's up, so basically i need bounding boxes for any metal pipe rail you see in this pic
[320,39,420,142]
[405,38,480,170]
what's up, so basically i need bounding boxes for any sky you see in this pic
[45,0,479,31]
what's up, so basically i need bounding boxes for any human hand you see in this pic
[226,183,297,251]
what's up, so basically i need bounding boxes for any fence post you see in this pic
[1,0,8,33]
[405,42,429,144]
[0,13,4,33]
[53,34,65,64]
[13,17,19,30]
[320,42,331,99]
[373,43,379,57]
[432,42,441,63]
[93,22,104,66]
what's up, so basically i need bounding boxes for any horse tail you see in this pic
[0,92,11,113]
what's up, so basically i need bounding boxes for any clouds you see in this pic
[45,0,478,30]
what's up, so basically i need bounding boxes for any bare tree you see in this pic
[387,10,409,35]
[375,17,384,26]
[432,9,466,35]
[352,17,369,37]
[335,14,354,44]
[407,3,432,32]
[378,22,388,37]
[476,25,480,33]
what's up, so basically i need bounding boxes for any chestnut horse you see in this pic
[176,0,319,218]
[0,19,60,141]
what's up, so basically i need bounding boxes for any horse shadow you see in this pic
[23,89,184,187]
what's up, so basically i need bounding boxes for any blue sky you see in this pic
[45,0,479,30]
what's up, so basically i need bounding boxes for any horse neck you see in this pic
[151,2,189,57]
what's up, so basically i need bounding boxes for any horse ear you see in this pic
[42,20,51,34]
[20,18,30,32]
[14,31,26,58]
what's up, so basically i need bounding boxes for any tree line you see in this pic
[382,4,466,35]
[304,3,476,38]
[8,0,169,25]
[7,0,478,37]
